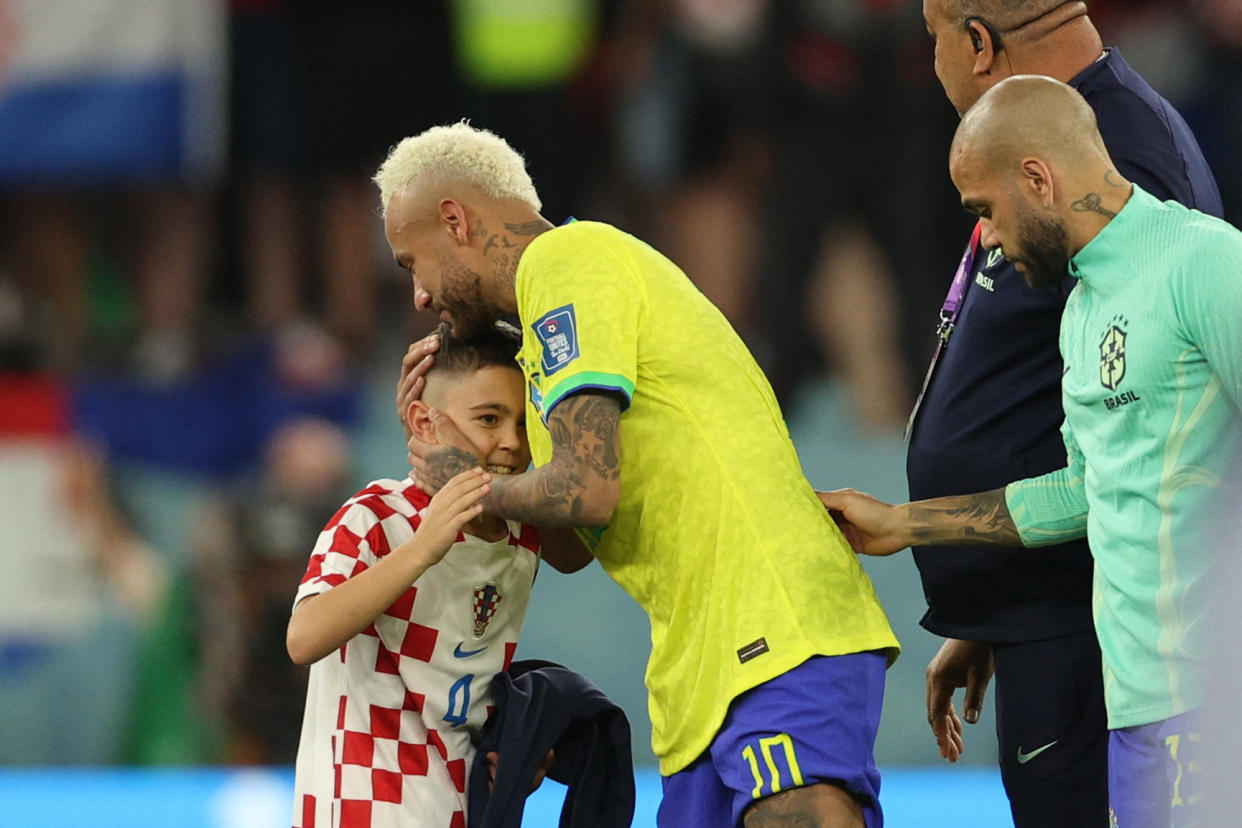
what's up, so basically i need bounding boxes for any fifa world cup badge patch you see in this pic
[534,305,579,375]
[472,584,503,638]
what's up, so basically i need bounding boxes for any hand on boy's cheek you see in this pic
[427,410,480,459]
[409,411,487,495]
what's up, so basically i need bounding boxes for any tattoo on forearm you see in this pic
[423,447,479,492]
[488,393,621,526]
[567,394,622,480]
[906,489,1020,546]
[1071,192,1117,219]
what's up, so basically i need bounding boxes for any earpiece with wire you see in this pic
[966,16,1005,54]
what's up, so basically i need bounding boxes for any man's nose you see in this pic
[979,222,1001,252]
[413,280,432,311]
[498,424,522,451]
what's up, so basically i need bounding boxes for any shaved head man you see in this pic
[825,74,1242,828]
[949,75,1129,290]
[902,3,1222,827]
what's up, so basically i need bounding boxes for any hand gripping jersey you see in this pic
[291,479,540,828]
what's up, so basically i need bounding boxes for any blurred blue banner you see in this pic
[0,0,225,185]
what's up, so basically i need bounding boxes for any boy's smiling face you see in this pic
[414,365,530,475]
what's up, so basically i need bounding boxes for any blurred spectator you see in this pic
[225,0,459,360]
[0,0,226,381]
[1090,0,1242,226]
[226,0,301,341]
[610,0,770,335]
[191,416,353,764]
[449,0,606,223]
[0,298,168,763]
[607,0,962,428]
[1187,0,1242,226]
[750,0,948,426]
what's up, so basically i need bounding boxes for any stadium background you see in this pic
[0,1,1238,825]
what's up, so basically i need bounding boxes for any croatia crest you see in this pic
[1099,324,1127,391]
[472,584,503,638]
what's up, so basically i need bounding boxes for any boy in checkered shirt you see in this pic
[287,322,590,828]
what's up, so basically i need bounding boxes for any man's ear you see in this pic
[1020,157,1056,207]
[438,198,471,245]
[965,18,1002,78]
[409,400,439,444]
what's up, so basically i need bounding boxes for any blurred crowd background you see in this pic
[1,0,1239,772]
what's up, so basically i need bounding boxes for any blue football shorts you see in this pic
[1108,708,1204,828]
[658,651,887,828]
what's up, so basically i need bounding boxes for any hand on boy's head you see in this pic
[396,333,441,440]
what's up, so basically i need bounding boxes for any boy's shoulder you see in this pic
[332,477,429,524]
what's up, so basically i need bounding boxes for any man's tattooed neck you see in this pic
[1071,192,1117,219]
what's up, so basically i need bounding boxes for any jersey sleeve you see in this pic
[1169,231,1242,411]
[1005,417,1090,547]
[518,226,643,421]
[292,497,400,609]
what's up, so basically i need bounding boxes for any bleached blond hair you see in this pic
[373,121,541,216]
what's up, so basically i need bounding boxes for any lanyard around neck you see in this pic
[906,221,984,440]
[936,221,984,344]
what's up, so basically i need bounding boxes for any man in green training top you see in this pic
[821,75,1242,828]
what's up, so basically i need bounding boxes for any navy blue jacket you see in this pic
[467,660,634,828]
[907,49,1223,642]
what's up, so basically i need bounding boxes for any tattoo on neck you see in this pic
[505,220,546,236]
[1071,192,1117,219]
[492,253,517,292]
[1105,169,1126,189]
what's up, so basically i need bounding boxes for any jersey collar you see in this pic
[1068,184,1153,284]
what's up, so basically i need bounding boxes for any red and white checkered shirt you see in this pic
[291,478,541,828]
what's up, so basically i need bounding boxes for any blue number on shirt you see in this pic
[443,674,474,727]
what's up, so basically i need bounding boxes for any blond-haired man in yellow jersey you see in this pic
[375,121,900,828]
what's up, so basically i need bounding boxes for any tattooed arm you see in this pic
[419,391,623,528]
[817,487,1021,556]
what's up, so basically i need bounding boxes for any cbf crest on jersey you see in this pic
[1099,316,1129,391]
[533,304,579,375]
[472,584,503,638]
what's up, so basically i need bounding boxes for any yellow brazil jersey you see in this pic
[514,221,899,775]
